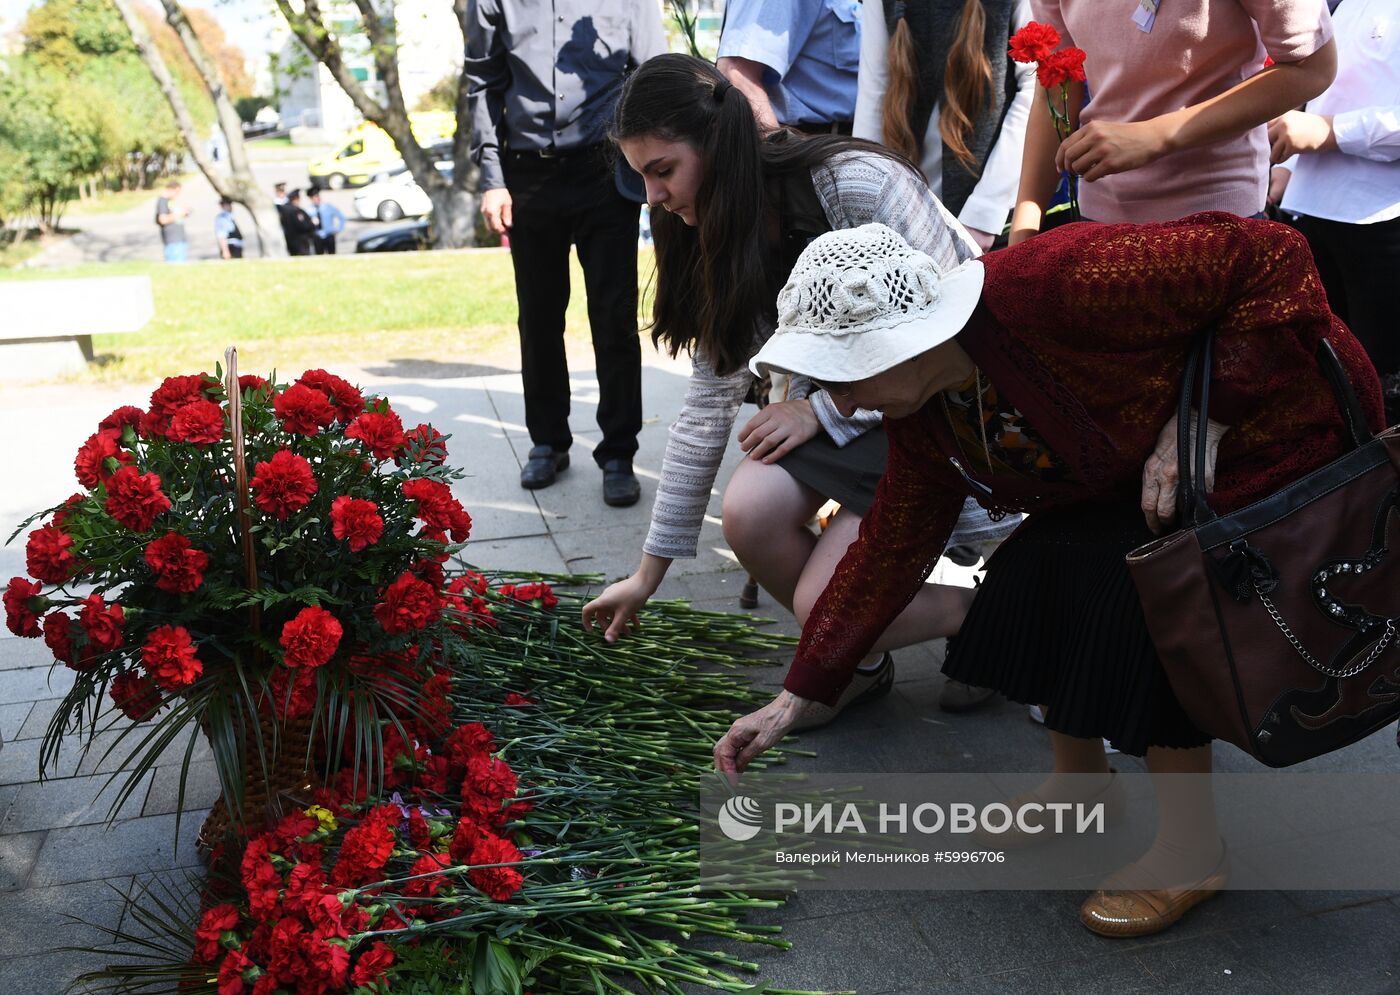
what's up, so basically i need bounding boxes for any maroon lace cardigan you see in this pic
[785,213,1385,706]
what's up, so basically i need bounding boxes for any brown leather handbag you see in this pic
[1127,333,1400,767]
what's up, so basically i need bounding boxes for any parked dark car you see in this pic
[355,219,432,253]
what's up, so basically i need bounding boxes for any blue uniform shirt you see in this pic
[214,209,241,246]
[717,0,861,126]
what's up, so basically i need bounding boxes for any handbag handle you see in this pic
[1178,333,1374,528]
[1176,332,1214,525]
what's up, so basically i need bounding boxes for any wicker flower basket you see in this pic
[197,709,316,858]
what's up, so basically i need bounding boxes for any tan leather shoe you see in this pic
[976,769,1126,850]
[788,653,895,732]
[1079,849,1230,938]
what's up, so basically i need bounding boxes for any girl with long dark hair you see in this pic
[855,0,1034,251]
[581,54,1016,726]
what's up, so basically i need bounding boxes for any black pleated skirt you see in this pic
[943,501,1211,757]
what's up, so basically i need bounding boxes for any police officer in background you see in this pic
[716,0,862,135]
[465,0,667,507]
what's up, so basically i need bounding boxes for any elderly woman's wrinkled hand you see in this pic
[714,691,820,783]
[1141,413,1230,534]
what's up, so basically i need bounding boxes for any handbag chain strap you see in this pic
[1256,584,1398,679]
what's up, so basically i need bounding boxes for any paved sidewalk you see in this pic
[2,361,1398,994]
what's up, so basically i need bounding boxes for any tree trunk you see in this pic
[245,205,286,258]
[270,0,465,248]
[429,184,477,249]
[110,0,284,256]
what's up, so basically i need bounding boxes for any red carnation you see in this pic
[143,532,208,594]
[146,374,216,439]
[141,624,202,689]
[167,399,225,445]
[250,449,318,520]
[351,941,396,987]
[52,493,86,529]
[398,423,448,466]
[399,851,449,898]
[1008,20,1060,63]
[104,466,171,531]
[459,571,489,595]
[467,830,525,901]
[26,524,76,584]
[330,495,383,552]
[504,692,535,707]
[411,558,445,590]
[268,664,318,720]
[1037,46,1087,88]
[195,903,241,963]
[419,526,451,562]
[99,405,145,437]
[216,949,253,995]
[501,581,558,610]
[448,814,485,865]
[419,670,453,739]
[237,373,270,396]
[407,808,434,850]
[402,478,473,541]
[78,594,125,655]
[4,577,43,637]
[297,369,364,422]
[446,722,497,773]
[240,838,282,920]
[463,751,519,825]
[74,431,132,489]
[273,382,336,435]
[330,809,396,887]
[345,409,405,461]
[43,612,77,667]
[373,570,441,633]
[279,606,342,668]
[110,670,161,720]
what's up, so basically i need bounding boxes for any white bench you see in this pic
[0,275,154,381]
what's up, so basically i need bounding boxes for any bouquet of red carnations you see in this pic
[4,358,473,832]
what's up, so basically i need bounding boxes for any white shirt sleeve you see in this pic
[853,0,890,145]
[956,0,1037,236]
[1333,106,1400,163]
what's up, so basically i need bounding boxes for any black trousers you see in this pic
[504,146,642,466]
[1296,213,1400,390]
[316,235,337,255]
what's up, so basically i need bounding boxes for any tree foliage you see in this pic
[0,0,253,229]
[0,58,110,229]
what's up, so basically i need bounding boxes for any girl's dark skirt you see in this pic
[943,501,1211,757]
[777,425,887,516]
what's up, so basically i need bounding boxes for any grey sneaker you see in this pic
[789,653,895,732]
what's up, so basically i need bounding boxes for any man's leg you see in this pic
[573,156,643,479]
[506,156,576,476]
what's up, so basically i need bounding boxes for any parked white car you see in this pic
[352,166,445,222]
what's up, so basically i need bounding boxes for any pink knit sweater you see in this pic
[1031,0,1332,222]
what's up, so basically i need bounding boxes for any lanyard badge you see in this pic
[1133,0,1159,32]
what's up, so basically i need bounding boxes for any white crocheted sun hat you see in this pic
[749,223,984,382]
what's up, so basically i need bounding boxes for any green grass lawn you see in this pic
[0,249,653,385]
[0,235,46,269]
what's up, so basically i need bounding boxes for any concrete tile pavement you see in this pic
[2,359,1399,993]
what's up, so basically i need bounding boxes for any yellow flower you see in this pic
[304,804,338,832]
